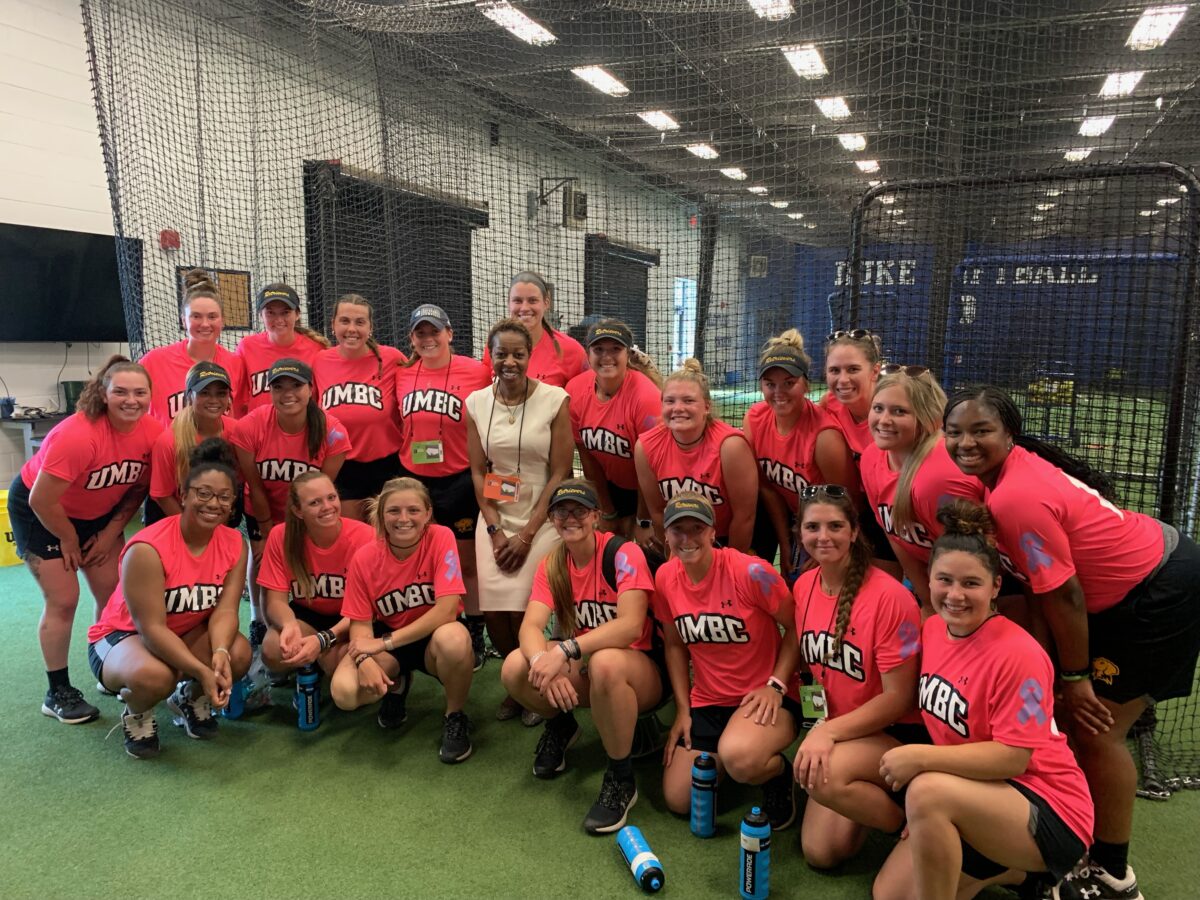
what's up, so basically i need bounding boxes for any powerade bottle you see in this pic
[296,664,320,731]
[739,806,771,900]
[616,826,664,893]
[221,676,245,719]
[690,752,717,837]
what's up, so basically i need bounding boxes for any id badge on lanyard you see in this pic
[484,472,521,503]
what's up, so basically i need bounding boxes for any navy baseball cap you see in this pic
[548,482,600,511]
[185,362,232,393]
[410,304,451,330]
[757,348,809,380]
[663,495,716,528]
[266,358,313,385]
[257,284,300,312]
[586,321,634,349]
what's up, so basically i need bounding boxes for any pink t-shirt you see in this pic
[795,565,922,722]
[395,356,491,477]
[919,614,1094,847]
[823,396,872,457]
[226,405,352,522]
[313,345,406,462]
[148,416,237,503]
[138,341,244,425]
[20,412,163,520]
[257,518,376,616]
[566,369,661,491]
[529,532,656,650]
[88,516,244,642]
[342,524,465,630]
[638,419,749,539]
[745,399,840,513]
[483,329,588,388]
[652,548,792,707]
[986,446,1163,612]
[235,331,325,413]
[859,439,985,564]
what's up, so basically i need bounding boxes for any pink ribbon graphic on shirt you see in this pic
[443,550,460,582]
[1017,678,1047,725]
[747,563,778,596]
[614,551,636,582]
[1019,532,1052,574]
[897,621,919,660]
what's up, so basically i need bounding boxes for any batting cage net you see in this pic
[81,0,1199,791]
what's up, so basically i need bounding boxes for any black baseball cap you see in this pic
[257,284,300,312]
[410,304,451,330]
[186,362,232,393]
[548,483,600,510]
[266,358,313,386]
[586,321,633,349]
[757,348,809,380]
[663,495,716,528]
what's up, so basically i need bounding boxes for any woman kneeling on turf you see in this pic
[655,493,801,832]
[793,484,923,869]
[873,502,1091,900]
[87,439,250,759]
[501,478,662,834]
[332,477,475,764]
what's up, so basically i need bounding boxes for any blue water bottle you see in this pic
[616,826,664,893]
[739,806,771,900]
[690,752,717,837]
[296,664,320,731]
[221,676,245,719]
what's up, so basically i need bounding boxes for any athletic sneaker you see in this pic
[120,707,160,759]
[532,715,582,779]
[466,619,487,672]
[521,707,545,727]
[41,685,100,724]
[377,672,410,729]
[167,681,219,740]
[761,755,797,831]
[248,619,267,648]
[583,770,638,835]
[439,711,473,763]
[1052,863,1143,900]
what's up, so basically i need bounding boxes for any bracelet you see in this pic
[383,635,395,652]
[354,653,371,667]
[600,510,620,521]
[316,630,335,652]
[767,676,786,695]
[517,533,532,545]
[530,651,546,667]
[1059,671,1091,682]
[212,647,230,657]
[559,637,582,661]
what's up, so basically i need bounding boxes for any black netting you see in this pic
[82,0,1199,791]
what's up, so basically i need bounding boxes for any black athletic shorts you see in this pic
[7,474,115,562]
[608,483,639,520]
[683,696,803,754]
[399,466,477,539]
[959,780,1086,883]
[1087,530,1200,704]
[87,629,137,683]
[859,508,898,562]
[289,600,342,633]
[373,621,435,677]
[244,513,265,543]
[336,454,403,501]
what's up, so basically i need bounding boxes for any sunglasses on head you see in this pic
[880,363,930,377]
[800,484,850,500]
[827,328,875,343]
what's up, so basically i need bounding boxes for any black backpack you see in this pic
[600,536,666,593]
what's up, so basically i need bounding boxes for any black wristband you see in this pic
[1059,666,1091,679]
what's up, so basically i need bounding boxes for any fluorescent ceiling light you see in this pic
[1064,148,1094,161]
[1157,196,1181,205]
[1046,189,1063,197]
[1079,115,1115,136]
[1139,209,1160,216]
[638,110,680,131]
[805,223,818,229]
[855,159,880,173]
[1031,215,1045,222]
[787,212,805,219]
[686,143,719,159]
[782,44,828,80]
[1099,71,1145,97]
[1126,5,1187,51]
[868,180,882,187]
[748,0,793,20]
[815,97,851,120]
[879,194,896,204]
[571,65,630,97]
[721,167,748,180]
[837,133,867,151]
[747,186,769,194]
[1036,202,1056,210]
[894,220,908,226]
[477,2,557,45]
[885,208,905,215]
[769,200,789,208]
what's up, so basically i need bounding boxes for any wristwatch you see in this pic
[486,523,501,536]
[637,518,652,529]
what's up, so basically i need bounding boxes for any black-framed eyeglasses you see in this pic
[800,484,849,500]
[827,328,875,343]
[550,505,593,522]
[880,363,930,377]
[188,486,236,506]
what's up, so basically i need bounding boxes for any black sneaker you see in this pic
[1052,863,1143,900]
[761,755,797,831]
[439,711,473,763]
[377,672,410,729]
[248,619,268,648]
[166,681,219,740]
[467,620,487,672]
[583,769,638,835]
[120,707,160,759]
[532,715,581,779]
[41,685,100,724]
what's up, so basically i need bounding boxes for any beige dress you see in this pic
[466,380,568,612]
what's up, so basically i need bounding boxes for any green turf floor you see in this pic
[2,561,1197,899]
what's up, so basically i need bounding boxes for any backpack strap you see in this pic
[601,535,630,594]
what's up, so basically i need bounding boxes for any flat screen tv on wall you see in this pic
[0,223,136,342]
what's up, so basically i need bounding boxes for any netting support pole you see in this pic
[693,202,719,366]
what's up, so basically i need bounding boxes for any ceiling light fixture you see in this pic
[1139,209,1160,216]
[1099,71,1145,97]
[1036,202,1056,211]
[815,96,852,120]
[1032,215,1046,222]
[721,167,748,180]
[782,44,828,80]
[787,212,805,220]
[1064,148,1094,161]
[748,0,793,20]
[748,186,769,195]
[837,133,867,151]
[855,159,880,173]
[686,143,720,159]
[1126,5,1187,51]
[477,2,557,45]
[1157,196,1181,205]
[769,200,789,208]
[571,65,630,97]
[885,208,905,215]
[879,194,896,205]
[638,110,680,131]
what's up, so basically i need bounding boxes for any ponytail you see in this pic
[545,542,577,637]
[296,324,331,349]
[305,398,328,461]
[799,491,872,661]
[931,499,1003,579]
[172,406,200,489]
[183,437,238,494]
[77,355,150,419]
[182,268,223,311]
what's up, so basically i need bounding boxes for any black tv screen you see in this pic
[0,223,137,342]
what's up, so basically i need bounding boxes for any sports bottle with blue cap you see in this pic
[616,826,664,893]
[690,752,717,837]
[739,806,771,899]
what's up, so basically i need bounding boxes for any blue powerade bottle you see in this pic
[616,826,664,893]
[690,752,717,837]
[221,676,245,719]
[296,664,320,731]
[739,806,771,899]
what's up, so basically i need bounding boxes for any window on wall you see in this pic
[672,277,697,371]
[302,161,489,355]
[583,234,661,347]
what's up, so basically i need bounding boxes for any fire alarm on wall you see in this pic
[159,229,181,250]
